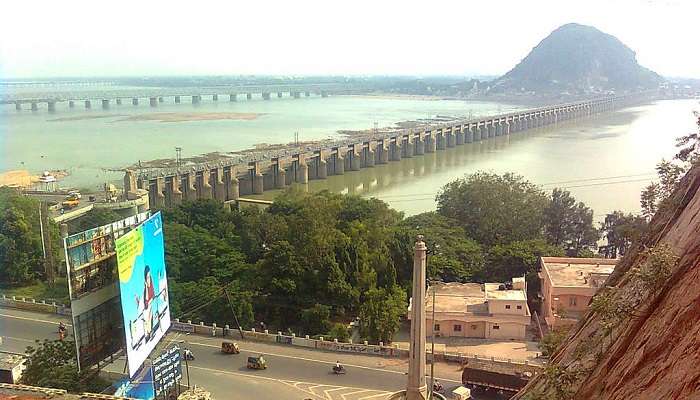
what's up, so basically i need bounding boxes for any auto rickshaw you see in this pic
[246,355,267,370]
[221,341,240,354]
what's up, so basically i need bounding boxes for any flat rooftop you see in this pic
[424,282,526,315]
[485,283,527,301]
[541,257,617,288]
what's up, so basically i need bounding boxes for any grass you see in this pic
[0,277,70,305]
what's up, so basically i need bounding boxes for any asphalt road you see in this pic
[1,307,488,400]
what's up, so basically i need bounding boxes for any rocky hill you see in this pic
[513,161,700,399]
[492,23,663,94]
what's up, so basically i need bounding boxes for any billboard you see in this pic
[116,211,171,377]
[112,364,155,400]
[64,211,150,371]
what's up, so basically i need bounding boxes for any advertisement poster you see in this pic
[115,211,171,377]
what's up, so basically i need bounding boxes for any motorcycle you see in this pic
[332,365,346,375]
[432,381,443,393]
[183,350,195,361]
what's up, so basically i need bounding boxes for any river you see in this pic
[1,90,697,218]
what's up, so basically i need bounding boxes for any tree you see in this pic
[358,285,406,343]
[485,239,564,285]
[640,182,659,220]
[601,211,647,257]
[328,322,351,343]
[22,339,107,393]
[436,172,549,245]
[543,189,599,254]
[301,303,332,335]
[539,330,567,359]
[675,112,700,163]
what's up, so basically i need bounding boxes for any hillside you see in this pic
[513,162,700,399]
[492,23,663,94]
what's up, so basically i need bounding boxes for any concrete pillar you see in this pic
[465,125,474,143]
[150,97,158,107]
[15,102,21,111]
[31,102,38,111]
[502,121,510,135]
[274,164,286,189]
[471,124,480,141]
[116,98,122,105]
[365,144,375,167]
[102,99,110,109]
[169,175,183,206]
[455,128,464,145]
[184,173,197,201]
[317,155,328,179]
[413,135,425,155]
[175,96,181,104]
[85,100,92,109]
[253,171,264,194]
[277,92,283,98]
[229,94,237,102]
[213,168,226,201]
[446,131,456,147]
[262,92,271,100]
[212,94,218,101]
[132,98,139,106]
[69,100,75,108]
[406,235,428,400]
[350,146,361,171]
[390,140,402,161]
[425,133,437,153]
[304,91,310,97]
[378,141,389,164]
[199,170,213,199]
[403,137,414,158]
[158,96,164,103]
[47,101,56,112]
[489,121,496,138]
[436,133,446,150]
[192,95,201,104]
[246,93,252,100]
[223,167,240,201]
[333,152,345,175]
[154,177,166,208]
[296,156,309,184]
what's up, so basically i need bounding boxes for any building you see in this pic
[539,257,617,331]
[0,352,25,384]
[409,278,531,340]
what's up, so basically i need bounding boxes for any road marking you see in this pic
[358,393,392,400]
[0,336,37,343]
[182,338,459,383]
[340,389,371,400]
[0,313,71,327]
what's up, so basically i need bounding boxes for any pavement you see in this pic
[0,307,510,400]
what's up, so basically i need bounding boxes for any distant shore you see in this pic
[116,112,263,123]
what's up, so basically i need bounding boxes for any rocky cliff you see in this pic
[513,162,700,399]
[493,23,662,93]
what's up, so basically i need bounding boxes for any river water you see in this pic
[1,91,697,218]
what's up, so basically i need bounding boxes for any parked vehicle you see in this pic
[62,199,80,209]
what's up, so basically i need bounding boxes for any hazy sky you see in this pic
[1,0,697,79]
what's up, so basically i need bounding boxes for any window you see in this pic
[453,324,462,332]
[505,305,511,309]
[434,324,440,332]
[493,325,500,330]
[569,296,578,306]
[517,305,523,310]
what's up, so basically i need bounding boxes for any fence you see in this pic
[170,318,543,370]
[0,294,71,316]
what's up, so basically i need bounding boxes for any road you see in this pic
[1,307,507,400]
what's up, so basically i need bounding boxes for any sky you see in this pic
[0,0,698,79]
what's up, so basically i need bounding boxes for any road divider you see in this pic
[0,294,71,316]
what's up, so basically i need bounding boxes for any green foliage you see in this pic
[601,211,647,257]
[22,339,108,393]
[358,285,407,343]
[436,172,549,245]
[485,239,564,284]
[328,322,351,343]
[542,364,586,400]
[301,303,332,335]
[0,277,69,304]
[640,160,687,219]
[169,277,254,328]
[67,208,122,234]
[0,188,60,285]
[633,244,677,293]
[539,330,567,359]
[543,188,599,255]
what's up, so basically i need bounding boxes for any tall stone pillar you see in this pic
[225,167,240,201]
[170,175,183,206]
[317,156,328,179]
[425,133,436,153]
[403,137,414,158]
[334,152,345,175]
[296,156,309,183]
[199,169,213,199]
[213,168,226,201]
[455,128,464,145]
[502,121,510,135]
[413,135,425,155]
[379,142,389,164]
[480,124,488,140]
[470,124,479,142]
[407,235,428,400]
[350,145,362,171]
[436,133,446,150]
[391,140,402,161]
[175,96,181,104]
[446,131,455,147]
[365,144,375,167]
[184,173,198,201]
[274,164,287,189]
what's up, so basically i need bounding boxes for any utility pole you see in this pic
[39,201,55,287]
[224,288,245,339]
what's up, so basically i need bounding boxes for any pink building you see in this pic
[539,257,617,331]
[409,279,531,340]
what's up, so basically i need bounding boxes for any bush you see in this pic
[327,323,351,343]
[539,330,567,358]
